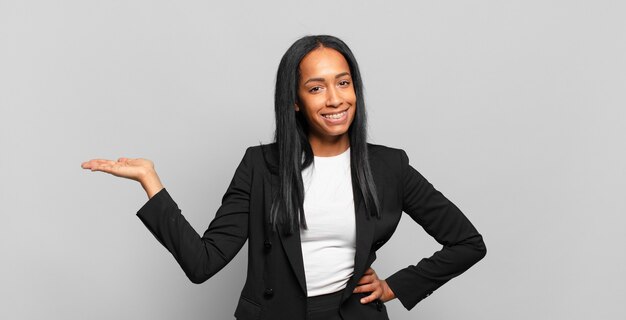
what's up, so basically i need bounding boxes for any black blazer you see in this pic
[137,143,486,320]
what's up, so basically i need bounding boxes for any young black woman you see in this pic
[81,35,486,320]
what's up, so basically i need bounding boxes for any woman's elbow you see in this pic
[473,235,487,262]
[188,275,208,284]
[185,269,212,284]
[459,233,486,265]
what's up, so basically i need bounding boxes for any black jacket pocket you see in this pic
[234,295,261,320]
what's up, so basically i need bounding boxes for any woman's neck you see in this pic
[308,134,350,157]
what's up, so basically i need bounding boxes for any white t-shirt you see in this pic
[299,146,356,297]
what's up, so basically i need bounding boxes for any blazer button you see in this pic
[264,288,274,298]
[264,240,272,249]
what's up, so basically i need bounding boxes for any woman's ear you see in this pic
[294,103,300,112]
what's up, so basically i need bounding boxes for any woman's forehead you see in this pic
[299,47,350,79]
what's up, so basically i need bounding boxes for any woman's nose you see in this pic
[325,87,342,107]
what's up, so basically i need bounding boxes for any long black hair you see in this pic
[269,35,381,234]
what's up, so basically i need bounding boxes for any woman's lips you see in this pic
[321,109,348,124]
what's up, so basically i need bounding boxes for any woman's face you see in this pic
[296,47,356,144]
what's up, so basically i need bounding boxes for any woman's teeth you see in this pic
[322,111,347,119]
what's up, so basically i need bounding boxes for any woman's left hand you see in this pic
[353,267,396,304]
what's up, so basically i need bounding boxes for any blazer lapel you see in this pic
[261,144,307,294]
[277,215,308,294]
[341,180,376,303]
[270,173,307,294]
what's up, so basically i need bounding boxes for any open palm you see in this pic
[81,157,154,182]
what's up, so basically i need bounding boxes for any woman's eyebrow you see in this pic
[303,72,351,85]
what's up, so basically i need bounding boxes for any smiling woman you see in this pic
[81,34,486,320]
[295,47,357,157]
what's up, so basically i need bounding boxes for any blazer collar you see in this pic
[262,142,377,301]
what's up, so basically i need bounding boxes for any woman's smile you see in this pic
[321,108,349,123]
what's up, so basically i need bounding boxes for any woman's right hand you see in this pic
[81,157,164,198]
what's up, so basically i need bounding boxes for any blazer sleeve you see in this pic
[136,147,253,284]
[385,149,487,310]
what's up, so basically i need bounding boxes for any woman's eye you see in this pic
[309,86,322,93]
[339,80,350,86]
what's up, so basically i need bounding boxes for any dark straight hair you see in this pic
[270,35,381,234]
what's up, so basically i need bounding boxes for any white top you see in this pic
[299,147,356,297]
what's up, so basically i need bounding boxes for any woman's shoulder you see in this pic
[366,143,414,176]
[367,142,406,158]
[238,142,276,158]
[367,142,404,151]
[241,142,279,173]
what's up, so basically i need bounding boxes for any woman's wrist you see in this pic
[140,170,164,199]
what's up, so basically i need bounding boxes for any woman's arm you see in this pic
[135,147,253,284]
[385,149,487,310]
[82,147,252,283]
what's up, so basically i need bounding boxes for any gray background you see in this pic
[1,0,624,319]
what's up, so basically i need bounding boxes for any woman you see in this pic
[81,35,486,320]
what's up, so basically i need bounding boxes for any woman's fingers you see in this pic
[356,280,395,304]
[354,267,389,304]
[81,157,154,182]
[90,162,119,174]
[354,273,382,303]
[356,274,375,285]
[356,267,379,285]
[356,284,382,303]
[81,159,107,170]
[83,159,117,171]
[360,291,381,304]
[354,283,378,293]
